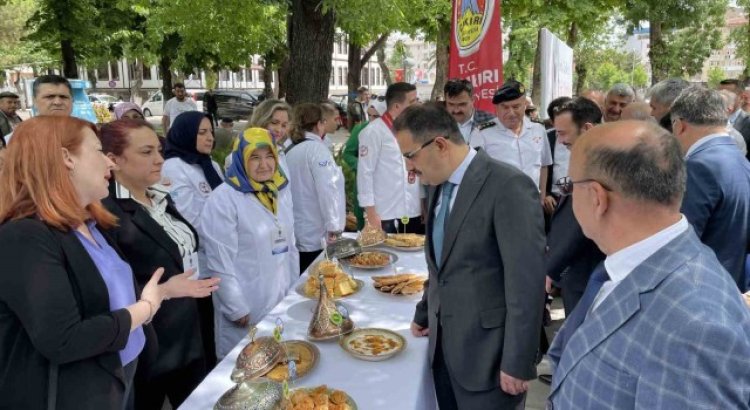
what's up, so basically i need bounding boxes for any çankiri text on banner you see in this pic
[449,0,503,113]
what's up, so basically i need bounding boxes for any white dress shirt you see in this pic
[592,216,689,311]
[285,132,346,252]
[434,148,477,217]
[164,97,197,126]
[200,183,299,357]
[473,117,553,189]
[550,138,570,196]
[356,118,422,220]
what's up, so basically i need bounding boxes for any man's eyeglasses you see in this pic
[403,137,437,160]
[555,176,612,196]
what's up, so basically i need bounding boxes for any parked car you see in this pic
[327,95,349,129]
[212,89,260,120]
[141,89,204,117]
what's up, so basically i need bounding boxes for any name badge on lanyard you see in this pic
[271,223,289,255]
[182,251,200,280]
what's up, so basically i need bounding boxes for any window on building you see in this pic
[330,67,335,85]
[142,63,152,80]
[338,67,344,85]
[362,68,369,85]
[258,69,265,82]
[343,68,348,85]
[111,62,120,81]
[376,67,381,85]
[220,70,230,81]
[97,61,109,81]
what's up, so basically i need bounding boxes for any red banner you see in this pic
[449,0,503,113]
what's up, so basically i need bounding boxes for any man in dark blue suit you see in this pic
[671,86,750,291]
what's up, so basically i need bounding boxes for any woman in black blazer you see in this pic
[0,117,219,410]
[100,119,211,409]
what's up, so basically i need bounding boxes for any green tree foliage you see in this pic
[707,66,727,87]
[730,0,750,79]
[622,0,727,83]
[0,0,53,73]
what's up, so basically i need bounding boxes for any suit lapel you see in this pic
[55,228,127,386]
[550,230,701,395]
[117,198,184,267]
[438,152,490,270]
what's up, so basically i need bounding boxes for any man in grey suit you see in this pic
[394,103,546,409]
[548,120,750,409]
[719,78,750,161]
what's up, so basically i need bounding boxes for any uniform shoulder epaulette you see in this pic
[478,121,496,131]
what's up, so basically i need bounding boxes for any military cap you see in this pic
[492,81,526,105]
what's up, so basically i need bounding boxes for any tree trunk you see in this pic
[159,34,180,100]
[159,56,173,100]
[530,28,542,107]
[286,0,335,104]
[348,33,390,96]
[61,39,78,78]
[575,59,587,96]
[347,42,363,98]
[566,21,578,48]
[431,17,450,100]
[377,46,392,86]
[649,19,667,85]
[129,60,143,104]
[262,54,275,98]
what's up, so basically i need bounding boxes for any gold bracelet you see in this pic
[139,299,156,325]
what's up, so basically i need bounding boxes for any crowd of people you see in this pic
[0,72,749,410]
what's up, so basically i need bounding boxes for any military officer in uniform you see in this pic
[473,81,552,200]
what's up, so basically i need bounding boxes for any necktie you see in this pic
[433,182,455,268]
[552,263,610,354]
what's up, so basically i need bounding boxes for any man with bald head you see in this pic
[547,120,750,409]
[602,83,635,122]
[619,101,653,121]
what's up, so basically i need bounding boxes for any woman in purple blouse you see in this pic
[0,116,219,410]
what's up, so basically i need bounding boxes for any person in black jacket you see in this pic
[546,97,605,314]
[0,116,218,410]
[100,119,214,409]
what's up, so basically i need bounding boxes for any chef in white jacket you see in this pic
[357,82,423,233]
[201,128,299,358]
[161,110,224,365]
[285,103,346,273]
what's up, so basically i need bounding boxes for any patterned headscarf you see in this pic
[226,128,288,214]
[113,102,143,119]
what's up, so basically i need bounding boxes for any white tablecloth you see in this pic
[179,245,437,410]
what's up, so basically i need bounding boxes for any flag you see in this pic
[449,0,503,112]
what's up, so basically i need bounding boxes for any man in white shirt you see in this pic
[548,120,750,409]
[474,81,553,198]
[162,82,197,134]
[443,78,495,146]
[357,82,422,233]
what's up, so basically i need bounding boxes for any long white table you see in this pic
[179,245,437,409]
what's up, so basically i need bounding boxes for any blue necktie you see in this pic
[552,263,610,355]
[433,182,455,268]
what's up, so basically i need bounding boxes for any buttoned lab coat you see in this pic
[285,132,346,252]
[201,184,299,358]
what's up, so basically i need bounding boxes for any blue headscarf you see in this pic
[164,111,223,189]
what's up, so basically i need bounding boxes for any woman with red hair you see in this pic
[0,116,218,410]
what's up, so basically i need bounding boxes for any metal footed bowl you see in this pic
[231,336,285,383]
[214,379,284,410]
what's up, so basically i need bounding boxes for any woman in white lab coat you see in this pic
[285,103,346,274]
[201,128,299,358]
[161,110,223,367]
